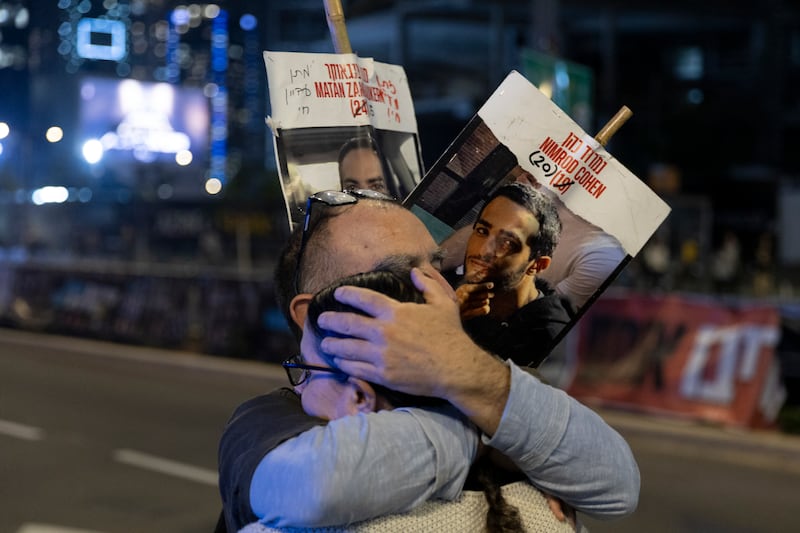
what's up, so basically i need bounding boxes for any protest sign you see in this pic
[565,292,785,428]
[405,70,670,256]
[404,70,671,323]
[264,50,424,229]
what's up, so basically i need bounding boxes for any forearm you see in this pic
[436,342,511,436]
[485,363,640,518]
[249,406,479,527]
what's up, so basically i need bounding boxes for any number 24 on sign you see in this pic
[350,98,369,117]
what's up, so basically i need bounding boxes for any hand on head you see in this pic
[317,267,475,399]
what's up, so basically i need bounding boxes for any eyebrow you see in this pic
[374,247,446,272]
[431,247,446,267]
[498,229,523,245]
[476,219,524,249]
[374,253,417,271]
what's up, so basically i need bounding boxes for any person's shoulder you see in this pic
[535,277,557,295]
[221,387,323,448]
[230,388,302,417]
[521,279,576,319]
[576,232,626,256]
[219,387,327,477]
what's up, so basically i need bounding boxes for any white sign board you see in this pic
[264,51,424,229]
[478,71,670,256]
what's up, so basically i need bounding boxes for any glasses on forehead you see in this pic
[282,354,349,387]
[294,188,394,294]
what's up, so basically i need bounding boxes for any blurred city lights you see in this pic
[203,82,219,98]
[687,88,704,105]
[171,7,190,26]
[204,4,220,19]
[0,122,9,139]
[175,149,192,165]
[14,7,28,29]
[538,80,553,99]
[205,177,222,195]
[46,126,64,143]
[157,183,174,199]
[82,139,104,164]
[76,18,127,60]
[77,187,92,202]
[239,14,256,31]
[32,186,69,205]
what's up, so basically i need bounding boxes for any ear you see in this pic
[289,293,313,331]
[527,256,551,275]
[347,379,378,414]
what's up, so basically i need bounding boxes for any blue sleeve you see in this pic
[483,362,641,518]
[249,405,479,528]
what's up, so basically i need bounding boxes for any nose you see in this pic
[479,237,497,258]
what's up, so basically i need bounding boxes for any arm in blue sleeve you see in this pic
[249,405,479,528]
[484,362,640,519]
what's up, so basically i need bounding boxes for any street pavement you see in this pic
[1,327,799,533]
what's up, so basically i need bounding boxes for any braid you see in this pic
[472,456,526,533]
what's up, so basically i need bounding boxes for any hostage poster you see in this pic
[264,50,424,230]
[404,70,672,338]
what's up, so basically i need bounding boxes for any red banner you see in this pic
[566,292,784,428]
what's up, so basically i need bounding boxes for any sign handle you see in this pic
[324,0,353,54]
[594,105,632,146]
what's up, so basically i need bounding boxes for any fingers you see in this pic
[460,305,490,320]
[457,282,494,300]
[313,268,470,398]
[317,306,380,343]
[326,285,398,320]
[545,494,567,522]
[331,357,379,383]
[318,329,387,385]
[456,282,494,319]
[410,267,456,304]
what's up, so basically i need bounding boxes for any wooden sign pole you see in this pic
[324,0,353,54]
[322,0,630,147]
[594,105,633,146]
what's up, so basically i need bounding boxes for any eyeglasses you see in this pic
[282,354,349,387]
[293,188,393,294]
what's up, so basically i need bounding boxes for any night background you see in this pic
[1,2,800,531]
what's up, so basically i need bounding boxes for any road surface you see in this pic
[1,328,799,533]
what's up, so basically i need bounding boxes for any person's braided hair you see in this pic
[472,455,526,532]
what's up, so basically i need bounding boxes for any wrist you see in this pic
[442,347,510,436]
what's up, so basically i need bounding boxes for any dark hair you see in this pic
[274,213,334,342]
[337,135,381,167]
[478,182,562,260]
[306,268,441,408]
[471,456,526,533]
[306,268,523,533]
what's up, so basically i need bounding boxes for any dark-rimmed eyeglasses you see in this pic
[282,354,349,387]
[293,188,393,294]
